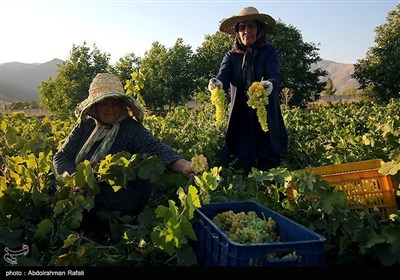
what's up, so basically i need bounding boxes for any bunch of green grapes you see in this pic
[200,192,211,205]
[210,87,226,126]
[212,210,280,244]
[247,81,269,132]
[191,154,208,174]
[267,251,297,261]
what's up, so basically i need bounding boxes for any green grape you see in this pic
[210,87,226,126]
[247,81,269,132]
[191,154,208,174]
[212,210,280,244]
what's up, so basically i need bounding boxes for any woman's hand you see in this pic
[208,78,223,91]
[170,159,195,178]
[261,80,273,94]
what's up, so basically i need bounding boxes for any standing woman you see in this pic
[208,6,288,173]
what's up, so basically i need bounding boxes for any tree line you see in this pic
[39,4,399,118]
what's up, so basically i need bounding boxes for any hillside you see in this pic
[0,59,62,103]
[0,58,359,103]
[315,60,359,93]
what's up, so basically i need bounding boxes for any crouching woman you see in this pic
[53,73,194,237]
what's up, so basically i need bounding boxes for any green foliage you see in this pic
[1,98,400,266]
[140,39,196,112]
[322,78,337,96]
[108,52,141,82]
[192,32,234,92]
[353,4,400,102]
[281,99,400,170]
[38,42,110,118]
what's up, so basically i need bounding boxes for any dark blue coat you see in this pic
[216,43,288,159]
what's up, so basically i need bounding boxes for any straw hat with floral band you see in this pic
[76,73,144,123]
[219,6,276,36]
[74,73,145,167]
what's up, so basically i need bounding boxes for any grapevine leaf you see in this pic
[5,127,19,146]
[186,185,200,219]
[33,218,52,239]
[151,227,175,255]
[155,200,179,221]
[364,230,386,248]
[62,234,80,249]
[26,153,37,169]
[176,244,198,266]
[354,228,385,253]
[181,217,197,241]
[0,120,7,132]
[165,216,181,247]
[167,200,179,218]
[154,205,171,220]
[136,156,165,184]
[338,236,353,254]
[137,207,155,228]
[176,187,187,208]
[53,199,70,217]
[379,161,400,175]
[381,224,400,253]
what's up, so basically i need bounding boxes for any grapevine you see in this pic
[212,210,280,244]
[210,87,226,126]
[247,81,269,132]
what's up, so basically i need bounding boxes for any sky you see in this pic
[0,0,398,65]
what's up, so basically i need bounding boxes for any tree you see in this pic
[140,42,169,112]
[109,52,141,83]
[322,78,337,96]
[193,32,233,92]
[39,42,110,118]
[352,4,400,102]
[269,21,327,107]
[140,39,195,112]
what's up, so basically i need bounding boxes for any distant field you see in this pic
[9,108,51,116]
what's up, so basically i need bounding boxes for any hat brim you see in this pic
[79,93,144,123]
[220,14,276,35]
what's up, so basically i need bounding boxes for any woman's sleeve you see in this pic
[265,46,281,91]
[216,52,233,92]
[52,123,84,176]
[129,122,183,167]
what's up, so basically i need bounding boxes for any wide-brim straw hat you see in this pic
[220,6,276,36]
[77,73,144,122]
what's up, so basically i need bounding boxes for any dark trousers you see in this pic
[221,145,281,174]
[238,155,281,174]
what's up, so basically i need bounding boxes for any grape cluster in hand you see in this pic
[191,154,208,174]
[210,87,226,126]
[247,81,269,132]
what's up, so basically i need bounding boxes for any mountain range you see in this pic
[0,58,359,103]
[0,59,62,103]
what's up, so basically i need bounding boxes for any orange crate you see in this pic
[304,159,397,218]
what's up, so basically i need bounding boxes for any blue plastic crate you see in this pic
[192,201,326,267]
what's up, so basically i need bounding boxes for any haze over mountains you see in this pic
[0,58,359,103]
[0,59,61,103]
